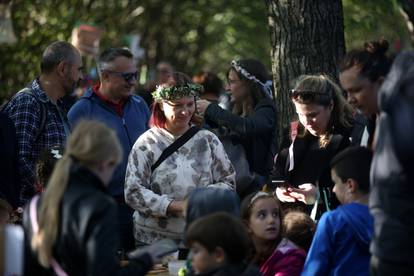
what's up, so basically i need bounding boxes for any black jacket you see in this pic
[272,130,350,214]
[204,98,278,178]
[23,166,152,276]
[370,51,414,265]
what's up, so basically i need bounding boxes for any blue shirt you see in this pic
[68,88,150,196]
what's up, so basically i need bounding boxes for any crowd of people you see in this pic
[0,37,413,276]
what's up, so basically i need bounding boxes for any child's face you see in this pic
[190,241,223,274]
[248,197,281,241]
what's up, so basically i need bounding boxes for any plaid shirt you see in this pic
[3,78,68,203]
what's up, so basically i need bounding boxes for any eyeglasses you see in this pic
[289,89,331,103]
[104,70,138,83]
[227,78,241,85]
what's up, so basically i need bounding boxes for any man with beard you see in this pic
[2,41,83,205]
[68,47,150,253]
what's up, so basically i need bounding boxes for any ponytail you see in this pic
[30,120,122,268]
[31,155,72,267]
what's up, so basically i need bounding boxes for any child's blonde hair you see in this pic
[31,120,122,268]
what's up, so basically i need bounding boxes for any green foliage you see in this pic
[0,0,411,101]
[343,0,410,51]
[0,0,270,101]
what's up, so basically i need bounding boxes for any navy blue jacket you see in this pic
[68,89,150,196]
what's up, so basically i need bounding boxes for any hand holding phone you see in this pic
[128,239,178,264]
[275,186,297,202]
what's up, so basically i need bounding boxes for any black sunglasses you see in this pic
[104,70,138,83]
[289,89,330,103]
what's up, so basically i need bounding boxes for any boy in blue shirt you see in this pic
[302,147,373,276]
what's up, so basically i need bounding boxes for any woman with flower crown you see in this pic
[124,71,235,248]
[197,59,278,191]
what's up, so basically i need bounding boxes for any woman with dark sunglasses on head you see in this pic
[272,74,354,219]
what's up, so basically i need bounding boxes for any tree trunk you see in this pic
[265,0,346,144]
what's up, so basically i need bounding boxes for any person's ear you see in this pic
[212,247,226,264]
[346,178,358,193]
[56,61,69,77]
[100,71,110,82]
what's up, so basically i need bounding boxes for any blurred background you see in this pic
[0,0,411,101]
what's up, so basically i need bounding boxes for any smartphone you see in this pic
[127,239,178,260]
[271,180,286,186]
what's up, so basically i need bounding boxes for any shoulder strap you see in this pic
[19,88,47,143]
[2,87,47,143]
[290,121,299,142]
[151,126,200,172]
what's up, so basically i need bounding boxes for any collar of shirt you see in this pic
[92,83,126,116]
[32,78,67,110]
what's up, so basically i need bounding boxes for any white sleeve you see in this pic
[124,140,173,218]
[209,134,236,190]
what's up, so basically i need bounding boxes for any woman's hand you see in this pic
[196,99,211,116]
[287,183,319,205]
[275,187,297,202]
[167,200,185,217]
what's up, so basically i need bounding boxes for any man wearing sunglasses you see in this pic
[68,47,150,254]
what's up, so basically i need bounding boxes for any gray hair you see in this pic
[40,41,79,74]
[97,47,134,76]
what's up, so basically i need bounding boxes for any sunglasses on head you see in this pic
[104,70,138,83]
[289,89,330,103]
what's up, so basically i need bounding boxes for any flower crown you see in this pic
[152,83,203,101]
[231,60,273,98]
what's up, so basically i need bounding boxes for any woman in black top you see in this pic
[273,74,354,218]
[197,59,278,189]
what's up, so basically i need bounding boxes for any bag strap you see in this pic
[19,88,47,143]
[1,87,47,143]
[151,126,200,172]
[29,196,68,276]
